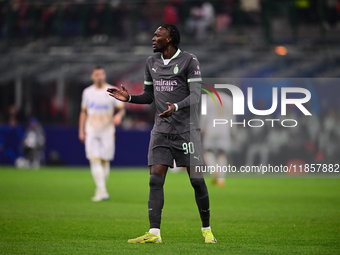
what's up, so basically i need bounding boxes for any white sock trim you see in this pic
[149,228,160,236]
[202,226,211,231]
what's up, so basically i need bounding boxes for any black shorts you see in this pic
[148,129,204,168]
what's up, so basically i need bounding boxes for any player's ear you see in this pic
[167,36,172,44]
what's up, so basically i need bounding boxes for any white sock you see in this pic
[149,228,160,236]
[102,160,110,182]
[90,160,107,195]
[217,154,228,180]
[202,226,211,231]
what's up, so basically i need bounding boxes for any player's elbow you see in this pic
[191,93,200,105]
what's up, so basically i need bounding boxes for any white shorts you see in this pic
[203,135,231,154]
[85,133,115,161]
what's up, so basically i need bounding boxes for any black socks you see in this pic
[148,174,165,229]
[148,174,210,229]
[190,177,210,228]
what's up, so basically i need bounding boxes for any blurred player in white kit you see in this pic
[201,91,234,188]
[79,66,125,201]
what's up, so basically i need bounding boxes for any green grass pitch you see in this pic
[0,167,339,255]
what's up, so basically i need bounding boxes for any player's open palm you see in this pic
[107,85,130,102]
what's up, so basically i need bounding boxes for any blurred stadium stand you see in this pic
[0,0,340,166]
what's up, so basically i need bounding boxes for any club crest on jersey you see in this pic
[173,64,179,74]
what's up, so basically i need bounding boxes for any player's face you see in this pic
[152,27,171,53]
[91,69,106,86]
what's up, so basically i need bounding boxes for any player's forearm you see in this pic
[78,111,87,132]
[129,84,154,104]
[117,108,125,118]
[175,83,201,110]
[113,108,125,126]
[114,108,125,121]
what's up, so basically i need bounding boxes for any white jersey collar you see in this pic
[161,49,181,65]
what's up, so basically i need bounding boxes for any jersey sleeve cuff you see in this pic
[115,104,124,110]
[174,103,179,111]
[144,81,153,85]
[128,95,131,102]
[188,78,202,83]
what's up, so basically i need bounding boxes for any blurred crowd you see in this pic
[1,0,339,41]
[0,0,128,39]
[0,0,339,167]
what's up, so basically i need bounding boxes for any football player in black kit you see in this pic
[108,24,216,244]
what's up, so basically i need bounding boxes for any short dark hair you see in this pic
[161,24,181,49]
[92,65,104,72]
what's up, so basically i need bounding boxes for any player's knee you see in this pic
[149,174,165,188]
[190,177,206,190]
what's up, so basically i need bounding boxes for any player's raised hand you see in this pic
[107,85,130,102]
[159,102,176,118]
